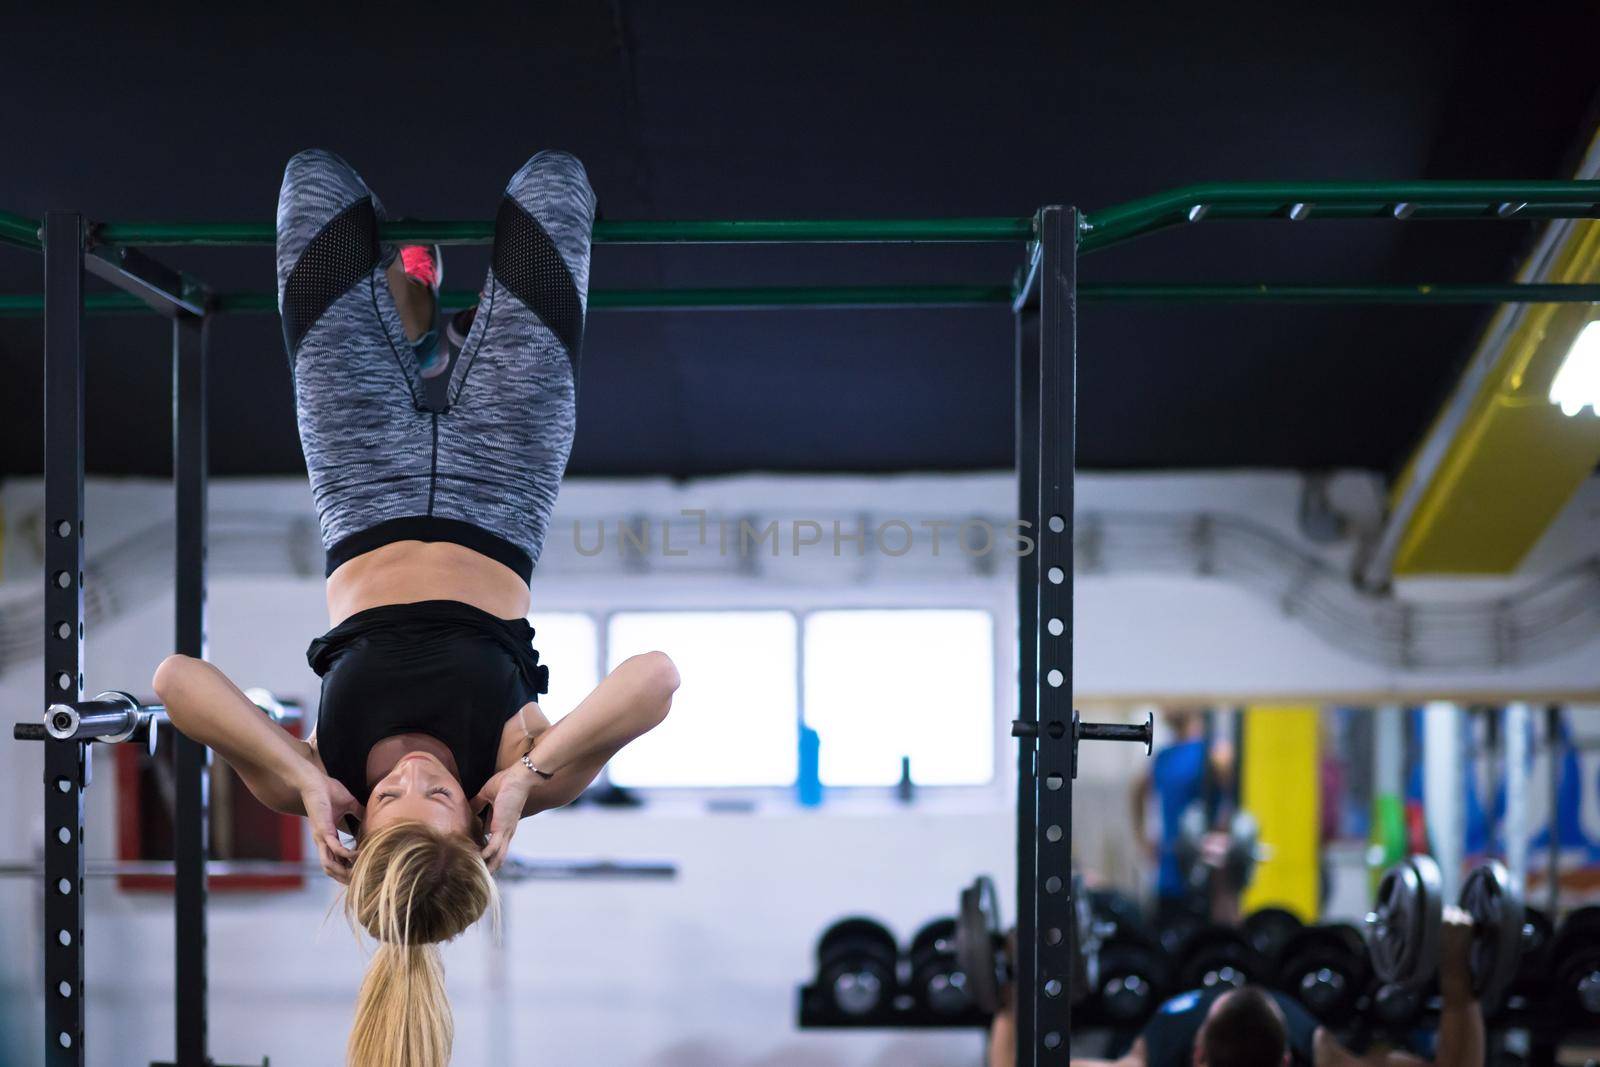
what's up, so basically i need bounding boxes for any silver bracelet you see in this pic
[521,752,554,780]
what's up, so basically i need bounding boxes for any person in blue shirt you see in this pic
[1130,708,1239,927]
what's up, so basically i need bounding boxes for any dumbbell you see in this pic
[1370,981,1423,1028]
[1174,803,1267,896]
[909,918,971,1016]
[1549,906,1600,1017]
[1366,856,1533,1011]
[1092,929,1169,1026]
[1275,924,1369,1026]
[1174,926,1267,992]
[815,917,899,1018]
[1242,906,1305,974]
[1508,906,1554,1005]
[1087,887,1147,941]
[1154,909,1207,957]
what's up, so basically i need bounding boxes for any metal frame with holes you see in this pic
[10,179,1600,1067]
[29,211,217,1067]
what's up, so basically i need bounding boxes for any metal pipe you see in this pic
[45,701,138,742]
[6,282,1598,319]
[1078,180,1600,253]
[95,216,1036,247]
[0,857,678,882]
[1546,705,1561,917]
[1078,717,1154,751]
[66,182,1600,250]
[1079,283,1600,304]
[1505,704,1530,894]
[1423,702,1465,900]
[1,209,40,249]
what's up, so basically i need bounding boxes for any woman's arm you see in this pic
[518,651,679,809]
[152,654,315,815]
[474,652,677,870]
[1432,906,1484,1067]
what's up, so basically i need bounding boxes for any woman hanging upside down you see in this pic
[154,148,677,1067]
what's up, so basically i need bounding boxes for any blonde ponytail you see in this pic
[344,822,497,1067]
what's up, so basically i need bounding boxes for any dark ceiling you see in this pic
[2,3,1597,479]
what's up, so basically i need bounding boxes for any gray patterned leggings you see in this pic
[275,148,595,581]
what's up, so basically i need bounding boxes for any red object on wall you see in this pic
[115,720,305,893]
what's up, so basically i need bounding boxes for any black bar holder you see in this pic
[172,312,211,1067]
[41,211,88,1067]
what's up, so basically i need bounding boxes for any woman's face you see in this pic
[363,752,472,837]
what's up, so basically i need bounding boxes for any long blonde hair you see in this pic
[344,821,497,1067]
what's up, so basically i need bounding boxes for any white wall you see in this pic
[0,470,1596,1066]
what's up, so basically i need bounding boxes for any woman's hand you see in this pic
[297,771,363,884]
[471,764,536,874]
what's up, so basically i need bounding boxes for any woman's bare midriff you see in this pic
[326,541,531,626]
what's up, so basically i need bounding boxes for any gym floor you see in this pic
[2,6,1599,1067]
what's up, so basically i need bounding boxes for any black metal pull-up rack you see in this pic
[6,179,1600,1066]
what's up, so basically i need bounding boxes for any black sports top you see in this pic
[306,600,549,803]
[1139,988,1317,1067]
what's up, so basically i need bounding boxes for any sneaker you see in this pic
[399,245,447,376]
[400,244,442,291]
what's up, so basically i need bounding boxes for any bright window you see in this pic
[803,609,995,786]
[606,611,799,787]
[528,612,600,722]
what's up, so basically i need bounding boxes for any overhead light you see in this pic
[1549,319,1600,417]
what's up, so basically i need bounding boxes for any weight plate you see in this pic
[1372,981,1422,1025]
[1174,926,1265,992]
[1095,936,1169,1025]
[1156,911,1207,957]
[816,917,898,968]
[957,876,1003,1015]
[1368,855,1443,989]
[1459,860,1523,1010]
[1277,925,1368,1026]
[909,917,958,966]
[1550,907,1600,1013]
[1243,907,1305,965]
[816,916,899,1018]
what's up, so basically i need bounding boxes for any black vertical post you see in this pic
[1014,206,1077,1065]
[1014,259,1041,1064]
[172,315,210,1066]
[1032,206,1077,1061]
[42,212,88,1067]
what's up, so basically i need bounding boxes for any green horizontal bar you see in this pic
[76,181,1600,250]
[3,282,1596,318]
[589,285,1014,308]
[1079,180,1600,254]
[1082,283,1600,303]
[207,286,1016,312]
[94,217,1035,247]
[0,209,40,250]
[0,285,1017,316]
